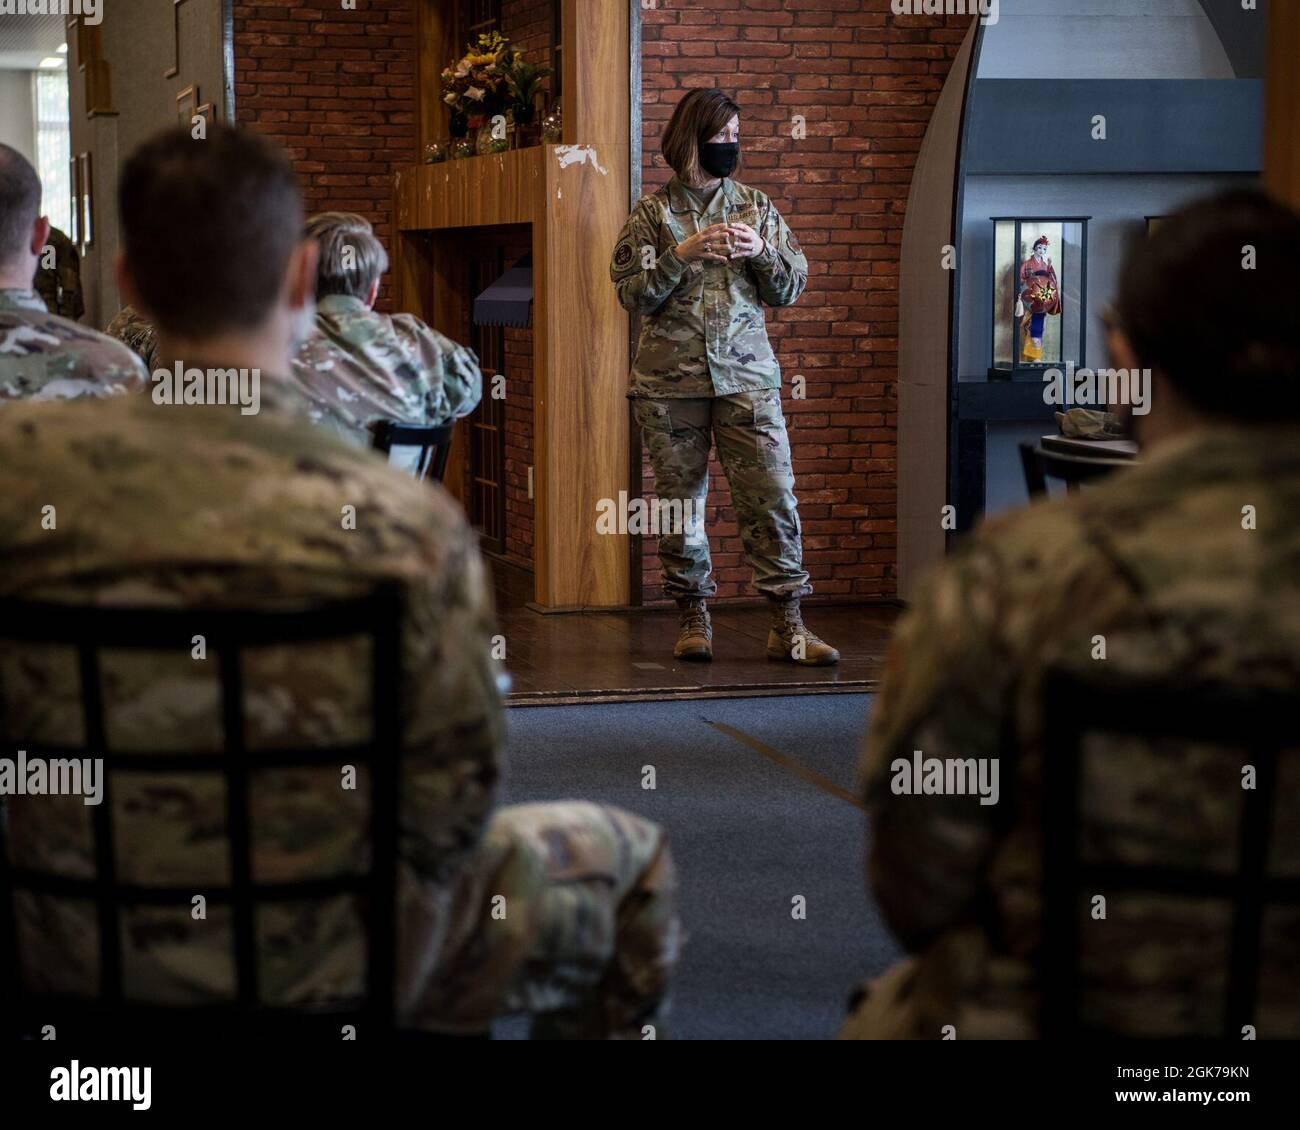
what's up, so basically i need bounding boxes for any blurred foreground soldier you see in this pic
[104,303,159,373]
[291,211,481,449]
[0,143,146,400]
[0,124,677,1038]
[34,224,83,321]
[843,190,1300,1040]
[611,88,837,666]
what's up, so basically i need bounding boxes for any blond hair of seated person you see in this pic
[290,211,482,453]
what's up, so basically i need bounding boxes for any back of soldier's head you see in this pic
[305,211,388,300]
[1116,190,1300,422]
[0,143,42,270]
[118,124,303,338]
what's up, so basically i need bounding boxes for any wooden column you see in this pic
[536,0,631,608]
[396,1,631,609]
[1264,0,1300,210]
[415,0,457,160]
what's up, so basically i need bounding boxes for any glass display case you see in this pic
[990,217,1089,379]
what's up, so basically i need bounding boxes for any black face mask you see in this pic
[698,141,739,179]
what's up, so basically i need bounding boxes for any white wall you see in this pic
[977,0,1235,79]
[0,70,36,163]
[68,0,226,329]
[958,171,1258,378]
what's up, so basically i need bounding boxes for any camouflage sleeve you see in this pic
[412,802,679,1037]
[392,318,484,426]
[66,240,85,322]
[860,541,1012,951]
[399,517,505,888]
[436,341,483,422]
[749,197,808,308]
[104,308,158,375]
[129,349,149,386]
[610,197,698,316]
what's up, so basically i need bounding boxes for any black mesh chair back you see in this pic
[1020,441,1127,498]
[371,420,456,483]
[1040,669,1299,1039]
[0,587,404,1041]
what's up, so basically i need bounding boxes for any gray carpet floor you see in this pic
[492,693,903,1040]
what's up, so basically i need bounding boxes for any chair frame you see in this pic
[1020,440,1127,498]
[1040,670,1300,1039]
[371,420,456,483]
[0,587,405,1040]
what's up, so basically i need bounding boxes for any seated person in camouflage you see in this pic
[611,89,837,667]
[291,211,482,456]
[843,191,1300,1040]
[104,303,159,374]
[0,143,147,401]
[34,224,84,322]
[0,124,678,1038]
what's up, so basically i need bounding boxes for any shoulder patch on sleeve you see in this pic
[614,239,635,268]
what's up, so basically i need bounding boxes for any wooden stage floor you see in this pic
[489,559,898,707]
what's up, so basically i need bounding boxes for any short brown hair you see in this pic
[660,88,741,183]
[304,211,389,299]
[118,124,304,337]
[1116,189,1300,422]
[0,143,41,267]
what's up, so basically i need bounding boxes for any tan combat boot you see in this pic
[766,598,839,666]
[673,597,713,662]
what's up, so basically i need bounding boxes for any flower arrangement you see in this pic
[441,31,517,132]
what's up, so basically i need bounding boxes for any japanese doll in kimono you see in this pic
[1016,235,1061,362]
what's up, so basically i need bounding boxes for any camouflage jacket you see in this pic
[289,295,483,449]
[0,289,148,402]
[0,385,505,1015]
[104,305,160,374]
[610,176,808,399]
[34,227,84,321]
[851,425,1300,1039]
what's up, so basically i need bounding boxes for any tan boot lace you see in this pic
[776,607,824,647]
[681,604,710,636]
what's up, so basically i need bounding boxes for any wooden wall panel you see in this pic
[538,145,631,607]
[416,0,456,158]
[398,148,546,231]
[562,0,628,148]
[1264,0,1300,210]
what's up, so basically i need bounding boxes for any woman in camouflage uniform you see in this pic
[610,88,837,666]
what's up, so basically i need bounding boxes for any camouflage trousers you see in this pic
[411,802,680,1039]
[633,390,812,601]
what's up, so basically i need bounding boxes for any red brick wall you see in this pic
[502,0,557,103]
[232,0,416,312]
[638,1,968,603]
